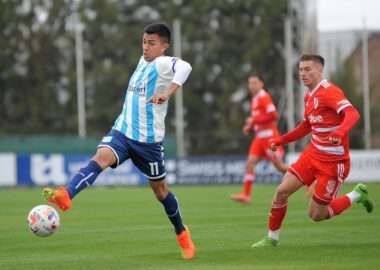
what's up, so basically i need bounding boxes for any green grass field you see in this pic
[1,183,379,270]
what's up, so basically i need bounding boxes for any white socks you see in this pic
[268,229,280,240]
[346,190,361,204]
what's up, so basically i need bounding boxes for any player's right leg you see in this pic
[252,152,315,248]
[43,130,123,211]
[149,180,195,260]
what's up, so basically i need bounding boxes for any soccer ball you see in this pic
[27,205,60,237]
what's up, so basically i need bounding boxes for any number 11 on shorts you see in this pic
[149,162,159,176]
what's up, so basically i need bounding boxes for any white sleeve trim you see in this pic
[266,104,276,113]
[171,59,192,86]
[337,103,352,114]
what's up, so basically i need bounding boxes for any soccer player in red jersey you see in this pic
[252,54,374,247]
[230,74,288,204]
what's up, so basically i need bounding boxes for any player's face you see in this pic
[248,76,263,95]
[299,60,323,89]
[142,33,169,61]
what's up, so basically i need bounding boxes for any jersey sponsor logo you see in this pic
[308,114,323,123]
[128,83,147,97]
[313,98,319,109]
[337,99,350,106]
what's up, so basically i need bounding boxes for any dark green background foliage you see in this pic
[1,0,373,154]
[0,0,287,155]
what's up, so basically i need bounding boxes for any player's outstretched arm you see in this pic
[271,120,311,151]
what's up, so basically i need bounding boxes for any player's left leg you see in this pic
[230,155,260,204]
[309,159,374,221]
[309,184,374,221]
[129,140,195,259]
[149,180,195,260]
[149,180,186,234]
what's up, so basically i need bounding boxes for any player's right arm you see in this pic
[270,120,311,151]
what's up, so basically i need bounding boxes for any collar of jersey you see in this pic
[309,79,327,97]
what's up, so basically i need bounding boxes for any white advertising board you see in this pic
[0,153,17,186]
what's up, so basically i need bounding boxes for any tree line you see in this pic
[1,0,372,155]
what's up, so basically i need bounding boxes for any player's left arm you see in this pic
[328,106,360,144]
[325,88,360,144]
[147,58,192,104]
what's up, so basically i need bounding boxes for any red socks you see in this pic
[269,200,288,231]
[243,173,255,196]
[326,195,351,219]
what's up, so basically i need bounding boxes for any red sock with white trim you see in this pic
[268,200,288,240]
[243,173,255,196]
[326,195,351,219]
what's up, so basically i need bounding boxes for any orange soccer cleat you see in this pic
[176,225,196,260]
[43,187,72,211]
[230,192,251,204]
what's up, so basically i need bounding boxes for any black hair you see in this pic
[249,73,265,84]
[144,23,171,44]
[299,53,325,67]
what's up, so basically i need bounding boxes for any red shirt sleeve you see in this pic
[324,87,352,114]
[252,111,278,124]
[330,106,360,138]
[275,120,311,145]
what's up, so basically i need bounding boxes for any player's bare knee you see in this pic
[246,162,254,172]
[308,211,326,222]
[93,148,115,169]
[153,190,166,201]
[150,181,168,201]
[274,186,290,202]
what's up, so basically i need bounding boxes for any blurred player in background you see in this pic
[252,54,374,248]
[42,23,195,260]
[230,74,288,204]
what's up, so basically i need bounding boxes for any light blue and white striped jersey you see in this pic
[113,56,189,143]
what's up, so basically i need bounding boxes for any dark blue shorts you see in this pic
[98,129,166,181]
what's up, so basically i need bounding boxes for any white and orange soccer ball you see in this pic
[27,205,60,237]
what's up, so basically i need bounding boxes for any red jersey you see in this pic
[303,79,353,161]
[251,89,279,138]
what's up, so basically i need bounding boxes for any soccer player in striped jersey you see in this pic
[230,74,288,204]
[252,53,374,248]
[43,23,195,259]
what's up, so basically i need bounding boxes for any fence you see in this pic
[1,150,379,186]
